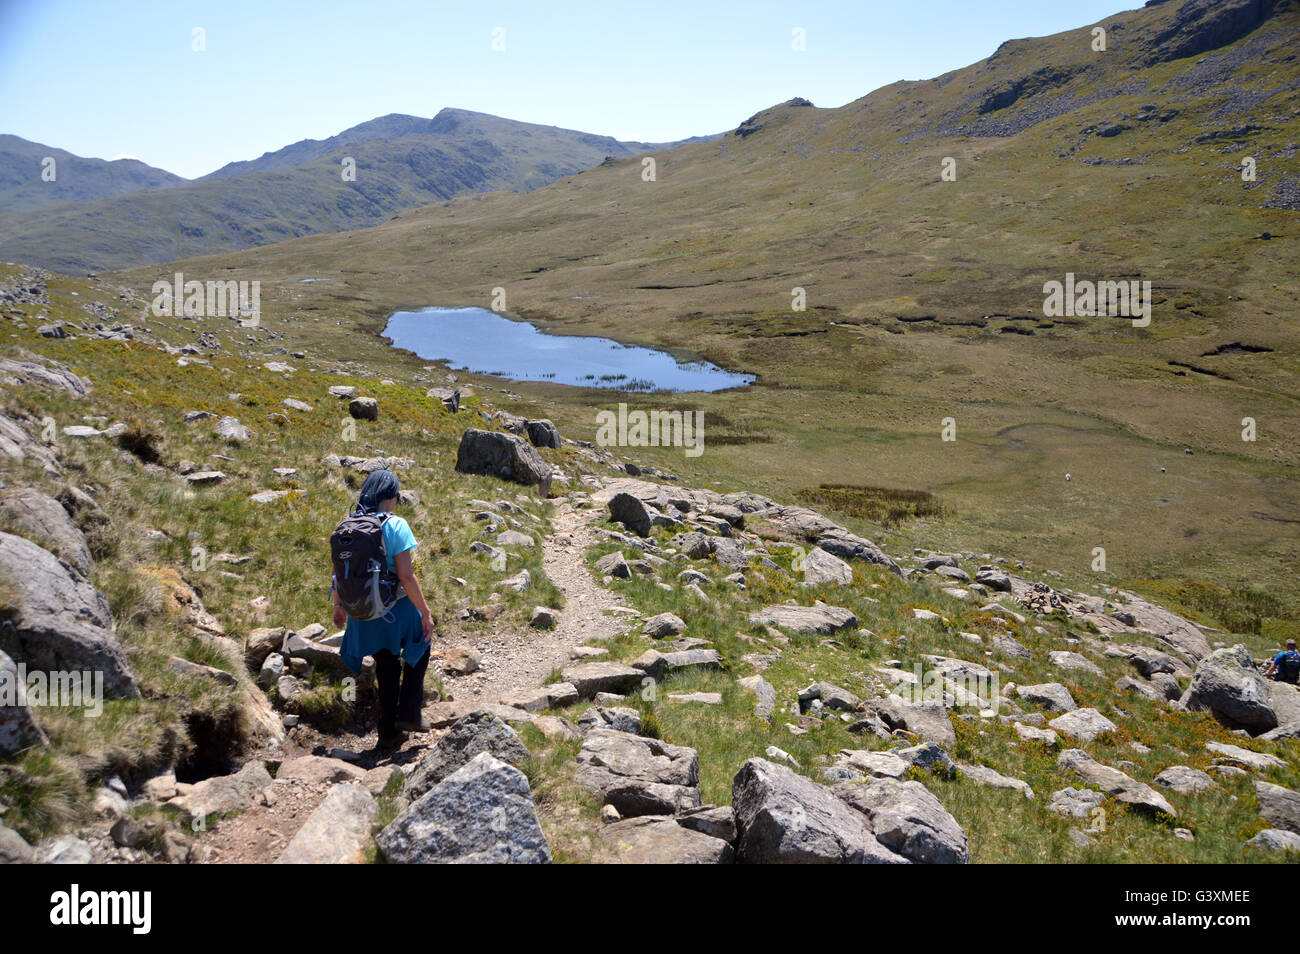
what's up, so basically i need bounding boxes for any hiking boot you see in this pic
[376,728,408,749]
[395,718,428,733]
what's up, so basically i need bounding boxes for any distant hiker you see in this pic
[1264,639,1300,685]
[330,469,435,747]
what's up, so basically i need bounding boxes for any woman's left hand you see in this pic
[332,605,347,629]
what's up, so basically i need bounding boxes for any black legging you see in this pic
[373,648,430,733]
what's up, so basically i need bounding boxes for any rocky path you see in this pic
[203,496,623,863]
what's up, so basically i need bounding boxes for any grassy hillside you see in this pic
[0,109,715,273]
[109,0,1299,623]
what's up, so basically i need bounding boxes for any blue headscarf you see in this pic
[355,469,400,515]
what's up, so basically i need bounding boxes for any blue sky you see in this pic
[0,0,1133,179]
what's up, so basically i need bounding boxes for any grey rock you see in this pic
[405,710,530,800]
[575,727,701,816]
[608,492,652,537]
[975,566,1012,591]
[866,694,957,745]
[670,532,714,559]
[1247,829,1300,852]
[376,753,551,863]
[1057,749,1176,818]
[0,488,94,576]
[561,662,644,699]
[0,647,47,756]
[274,783,377,864]
[35,835,93,864]
[832,777,969,864]
[992,634,1032,659]
[1116,675,1163,701]
[803,547,853,585]
[348,396,378,420]
[577,706,642,735]
[524,419,561,449]
[1049,651,1103,677]
[1153,765,1214,794]
[499,682,578,712]
[1129,647,1181,678]
[1014,722,1058,746]
[1206,741,1285,770]
[167,760,273,823]
[1016,682,1077,713]
[0,531,138,698]
[0,356,90,397]
[1048,787,1105,818]
[0,822,35,864]
[593,551,631,578]
[676,805,738,844]
[957,763,1034,799]
[749,602,858,635]
[599,815,733,863]
[1048,707,1118,743]
[731,758,905,864]
[739,674,777,724]
[1178,644,1277,734]
[643,612,686,638]
[455,428,552,496]
[215,416,250,441]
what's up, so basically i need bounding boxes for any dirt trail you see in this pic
[459,499,628,702]
[202,497,624,863]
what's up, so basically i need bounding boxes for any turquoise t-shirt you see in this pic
[381,514,417,573]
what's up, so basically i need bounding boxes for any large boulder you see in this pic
[455,429,552,496]
[731,758,906,863]
[0,488,94,576]
[1255,781,1300,834]
[347,397,379,421]
[375,752,551,863]
[831,777,969,864]
[598,816,734,864]
[1268,681,1300,728]
[274,783,376,864]
[0,531,137,698]
[575,727,701,816]
[803,547,853,585]
[1178,644,1277,734]
[1057,749,1176,818]
[524,419,561,449]
[0,647,47,756]
[866,694,957,745]
[749,602,858,635]
[404,710,530,800]
[608,493,652,537]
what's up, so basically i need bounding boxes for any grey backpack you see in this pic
[330,511,400,620]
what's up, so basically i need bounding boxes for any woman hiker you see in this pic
[331,469,435,748]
